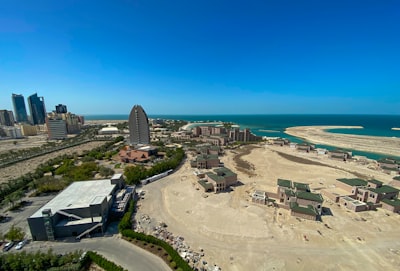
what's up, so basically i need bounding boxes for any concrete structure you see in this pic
[28,93,46,125]
[335,178,399,212]
[275,179,323,220]
[378,158,400,174]
[391,176,400,187]
[272,138,290,146]
[191,154,220,169]
[27,175,128,241]
[1,126,22,138]
[19,124,38,136]
[12,93,28,123]
[329,149,352,161]
[46,117,67,140]
[252,190,268,205]
[296,142,315,152]
[339,196,368,212]
[198,167,237,193]
[128,105,150,146]
[381,198,400,213]
[0,110,15,126]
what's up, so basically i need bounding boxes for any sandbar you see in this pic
[285,125,400,157]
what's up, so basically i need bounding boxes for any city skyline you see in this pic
[0,1,399,115]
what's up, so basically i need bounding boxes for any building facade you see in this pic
[12,93,28,123]
[28,93,46,125]
[128,105,150,145]
[0,110,14,126]
[27,176,129,241]
[46,117,68,140]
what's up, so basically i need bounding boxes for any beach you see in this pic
[285,126,400,157]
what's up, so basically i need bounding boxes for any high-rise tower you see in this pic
[12,94,28,123]
[55,104,68,114]
[28,93,46,125]
[128,105,150,145]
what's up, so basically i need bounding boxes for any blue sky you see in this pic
[0,0,399,115]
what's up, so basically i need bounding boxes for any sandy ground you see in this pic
[285,126,400,157]
[0,134,49,155]
[137,144,400,271]
[0,141,107,183]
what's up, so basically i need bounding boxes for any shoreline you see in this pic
[285,125,400,157]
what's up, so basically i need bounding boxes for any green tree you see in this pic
[5,224,25,241]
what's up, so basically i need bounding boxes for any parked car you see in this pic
[2,241,14,251]
[15,240,27,250]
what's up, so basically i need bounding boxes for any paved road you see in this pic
[7,235,170,271]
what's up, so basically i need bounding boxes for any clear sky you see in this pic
[0,0,399,115]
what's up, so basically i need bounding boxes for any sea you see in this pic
[85,114,400,160]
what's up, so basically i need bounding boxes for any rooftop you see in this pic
[30,179,116,218]
[293,182,310,191]
[369,185,399,194]
[198,180,214,190]
[394,176,400,181]
[290,202,318,216]
[337,178,368,187]
[206,173,225,183]
[368,179,383,185]
[277,179,292,188]
[213,167,236,177]
[296,191,324,203]
[381,198,400,207]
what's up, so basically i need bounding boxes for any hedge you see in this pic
[81,251,127,271]
[121,229,192,271]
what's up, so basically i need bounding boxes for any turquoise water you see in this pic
[85,114,400,160]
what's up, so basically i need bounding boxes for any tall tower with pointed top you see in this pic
[128,105,150,146]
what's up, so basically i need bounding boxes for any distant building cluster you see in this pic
[0,93,84,140]
[250,179,324,221]
[173,124,261,146]
[322,178,400,213]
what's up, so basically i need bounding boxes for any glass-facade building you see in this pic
[28,93,46,125]
[12,93,28,123]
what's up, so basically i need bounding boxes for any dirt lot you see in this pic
[137,144,400,271]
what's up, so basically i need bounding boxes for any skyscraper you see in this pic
[55,104,68,114]
[12,94,28,123]
[28,93,46,125]
[128,105,150,145]
[0,110,15,126]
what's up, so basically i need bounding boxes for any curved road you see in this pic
[23,235,170,271]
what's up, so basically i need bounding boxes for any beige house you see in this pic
[275,179,323,220]
[378,158,400,174]
[381,198,400,213]
[329,149,352,161]
[198,167,238,193]
[191,154,220,169]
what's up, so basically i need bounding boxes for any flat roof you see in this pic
[381,198,400,207]
[369,185,399,194]
[30,179,116,218]
[296,191,324,203]
[293,182,310,191]
[368,179,383,185]
[277,179,292,188]
[337,178,368,187]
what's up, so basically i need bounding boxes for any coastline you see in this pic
[285,125,400,157]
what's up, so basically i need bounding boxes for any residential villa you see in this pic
[259,178,325,221]
[391,176,400,187]
[331,178,400,212]
[328,149,352,161]
[296,142,315,153]
[272,138,290,146]
[378,157,400,174]
[197,167,238,193]
[190,154,220,169]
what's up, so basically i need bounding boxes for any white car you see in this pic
[15,240,27,250]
